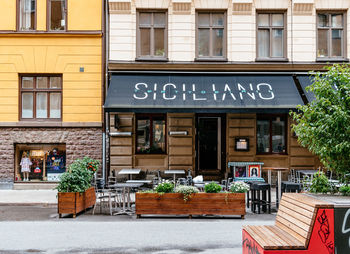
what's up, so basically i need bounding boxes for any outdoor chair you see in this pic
[92,182,121,215]
[287,168,296,183]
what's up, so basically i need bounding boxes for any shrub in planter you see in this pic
[230,181,250,193]
[56,157,100,193]
[174,185,199,201]
[154,180,174,193]
[309,172,331,194]
[339,185,350,196]
[204,182,222,193]
[56,157,100,218]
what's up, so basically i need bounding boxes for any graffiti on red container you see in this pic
[243,237,261,254]
[317,210,334,254]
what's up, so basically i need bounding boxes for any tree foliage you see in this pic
[291,64,350,174]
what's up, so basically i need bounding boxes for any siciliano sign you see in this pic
[105,73,305,110]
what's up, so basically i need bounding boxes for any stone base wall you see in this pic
[0,127,102,183]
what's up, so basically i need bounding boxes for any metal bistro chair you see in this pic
[92,179,121,215]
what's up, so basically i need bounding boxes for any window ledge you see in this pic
[1,122,102,128]
[194,57,228,62]
[255,58,289,62]
[135,57,168,62]
[316,58,349,62]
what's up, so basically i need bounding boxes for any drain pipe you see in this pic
[102,0,110,182]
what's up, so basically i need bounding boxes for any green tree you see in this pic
[291,64,350,174]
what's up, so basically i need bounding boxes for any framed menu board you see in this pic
[235,137,249,151]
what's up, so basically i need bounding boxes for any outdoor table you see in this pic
[263,167,289,204]
[126,180,152,184]
[109,182,143,215]
[295,169,319,182]
[164,170,185,186]
[234,177,265,183]
[118,168,141,180]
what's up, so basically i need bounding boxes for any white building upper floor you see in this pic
[108,0,350,63]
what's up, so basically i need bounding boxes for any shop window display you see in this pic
[15,144,66,182]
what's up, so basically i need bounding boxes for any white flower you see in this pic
[230,181,249,193]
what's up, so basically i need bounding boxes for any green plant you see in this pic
[291,64,350,175]
[56,157,100,193]
[339,184,350,196]
[154,181,174,193]
[175,185,199,201]
[230,181,250,193]
[204,182,222,193]
[309,172,331,194]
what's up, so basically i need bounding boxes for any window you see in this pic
[15,144,66,182]
[136,114,166,154]
[257,115,286,154]
[257,13,286,60]
[19,0,36,31]
[137,11,167,59]
[49,0,66,31]
[20,75,62,120]
[196,12,226,59]
[317,12,345,59]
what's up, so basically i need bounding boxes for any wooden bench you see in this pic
[242,193,335,253]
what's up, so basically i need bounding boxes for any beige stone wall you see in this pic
[109,0,350,62]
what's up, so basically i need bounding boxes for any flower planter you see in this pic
[58,187,96,218]
[135,192,246,218]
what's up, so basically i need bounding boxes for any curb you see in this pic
[0,202,57,207]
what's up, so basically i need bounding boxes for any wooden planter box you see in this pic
[58,187,96,218]
[136,192,246,218]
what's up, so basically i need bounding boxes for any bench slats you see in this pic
[244,193,333,251]
[279,199,314,218]
[278,205,313,226]
[266,225,304,248]
[282,196,315,212]
[283,193,333,208]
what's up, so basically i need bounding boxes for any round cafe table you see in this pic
[262,167,289,206]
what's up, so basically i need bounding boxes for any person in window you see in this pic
[277,143,285,153]
[20,152,32,181]
[46,148,66,174]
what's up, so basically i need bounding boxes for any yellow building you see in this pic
[0,0,103,187]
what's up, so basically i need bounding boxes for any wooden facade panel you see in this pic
[290,147,313,156]
[229,149,256,157]
[290,137,302,147]
[169,146,193,156]
[290,157,315,167]
[110,146,132,156]
[110,114,134,127]
[256,156,289,167]
[169,118,193,127]
[110,137,133,146]
[169,137,193,146]
[227,156,254,162]
[169,156,193,165]
[135,155,168,167]
[229,119,255,128]
[110,156,133,166]
[228,127,255,137]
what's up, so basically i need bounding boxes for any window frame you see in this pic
[316,11,347,61]
[256,114,288,155]
[17,0,37,32]
[19,74,63,121]
[47,0,67,32]
[195,10,227,61]
[255,11,288,61]
[135,113,167,155]
[136,10,168,61]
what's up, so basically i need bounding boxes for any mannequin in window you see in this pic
[20,152,32,181]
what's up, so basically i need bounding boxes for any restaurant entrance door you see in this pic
[196,115,225,180]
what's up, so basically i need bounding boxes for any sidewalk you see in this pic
[0,190,57,206]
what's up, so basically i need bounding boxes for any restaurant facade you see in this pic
[106,0,350,180]
[0,0,104,188]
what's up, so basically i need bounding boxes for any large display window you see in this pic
[15,144,66,182]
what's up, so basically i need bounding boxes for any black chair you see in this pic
[246,181,261,209]
[251,182,271,214]
[276,181,302,207]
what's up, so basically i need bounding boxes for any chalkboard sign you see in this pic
[334,208,350,253]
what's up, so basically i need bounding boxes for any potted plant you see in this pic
[57,157,100,218]
[136,181,247,218]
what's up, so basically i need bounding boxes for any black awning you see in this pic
[104,73,304,112]
[297,75,316,102]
